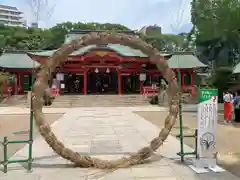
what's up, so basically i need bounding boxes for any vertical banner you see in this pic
[196,89,218,168]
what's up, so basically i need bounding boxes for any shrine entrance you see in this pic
[61,73,84,94]
[121,73,140,94]
[87,68,118,94]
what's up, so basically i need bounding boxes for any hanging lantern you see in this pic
[95,68,99,73]
[106,68,110,73]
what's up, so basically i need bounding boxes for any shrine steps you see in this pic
[0,94,150,107]
[0,95,27,107]
[50,95,150,107]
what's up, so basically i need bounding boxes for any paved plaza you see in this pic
[0,107,239,180]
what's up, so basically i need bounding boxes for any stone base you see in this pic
[193,158,217,169]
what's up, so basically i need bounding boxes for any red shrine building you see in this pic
[0,30,207,96]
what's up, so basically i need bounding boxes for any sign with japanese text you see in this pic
[196,89,218,168]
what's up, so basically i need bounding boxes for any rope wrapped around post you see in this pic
[32,32,181,169]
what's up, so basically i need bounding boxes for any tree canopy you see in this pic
[0,22,185,52]
[191,0,240,67]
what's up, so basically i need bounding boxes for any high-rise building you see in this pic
[31,22,38,28]
[0,4,25,27]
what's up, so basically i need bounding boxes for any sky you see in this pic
[0,0,192,34]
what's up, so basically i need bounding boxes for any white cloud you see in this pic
[0,0,192,33]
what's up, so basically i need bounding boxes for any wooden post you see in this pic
[117,70,122,95]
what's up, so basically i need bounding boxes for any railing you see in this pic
[51,88,60,97]
[0,96,34,173]
[142,86,159,97]
[176,129,198,159]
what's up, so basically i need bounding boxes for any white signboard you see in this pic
[139,73,146,81]
[60,84,65,89]
[56,73,64,81]
[195,89,218,168]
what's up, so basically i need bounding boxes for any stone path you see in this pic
[0,107,69,115]
[0,107,238,180]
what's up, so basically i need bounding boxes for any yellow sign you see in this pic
[128,58,135,61]
[94,51,109,57]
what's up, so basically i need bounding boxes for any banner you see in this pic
[196,89,218,168]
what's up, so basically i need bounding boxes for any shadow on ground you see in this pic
[135,111,240,178]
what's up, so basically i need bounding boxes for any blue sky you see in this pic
[0,0,192,33]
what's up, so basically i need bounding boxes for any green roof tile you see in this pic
[0,53,40,69]
[28,44,148,57]
[106,44,147,57]
[167,54,207,69]
[70,45,97,55]
[28,50,57,57]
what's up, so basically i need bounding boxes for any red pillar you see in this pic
[181,71,185,88]
[2,77,7,96]
[117,70,122,95]
[84,70,87,95]
[19,74,23,94]
[191,70,195,95]
[140,81,143,94]
[15,73,18,95]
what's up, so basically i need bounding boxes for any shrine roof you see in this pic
[167,54,207,69]
[27,44,149,57]
[0,53,40,69]
[68,29,136,35]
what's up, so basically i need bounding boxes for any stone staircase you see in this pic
[50,95,150,107]
[0,94,150,107]
[0,95,28,107]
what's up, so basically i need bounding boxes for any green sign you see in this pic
[198,89,218,103]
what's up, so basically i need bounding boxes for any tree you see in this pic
[138,32,186,52]
[191,0,240,67]
[48,22,130,49]
[0,22,131,50]
[0,21,185,51]
[208,66,233,101]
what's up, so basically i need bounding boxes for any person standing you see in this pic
[96,79,102,93]
[233,92,240,122]
[223,91,234,123]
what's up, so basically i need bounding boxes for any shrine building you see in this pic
[0,30,207,95]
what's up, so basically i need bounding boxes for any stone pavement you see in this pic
[0,107,238,180]
[0,107,69,115]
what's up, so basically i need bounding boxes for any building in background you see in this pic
[0,4,25,27]
[139,25,162,36]
[31,22,38,28]
[0,30,206,95]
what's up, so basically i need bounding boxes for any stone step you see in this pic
[1,94,150,107]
